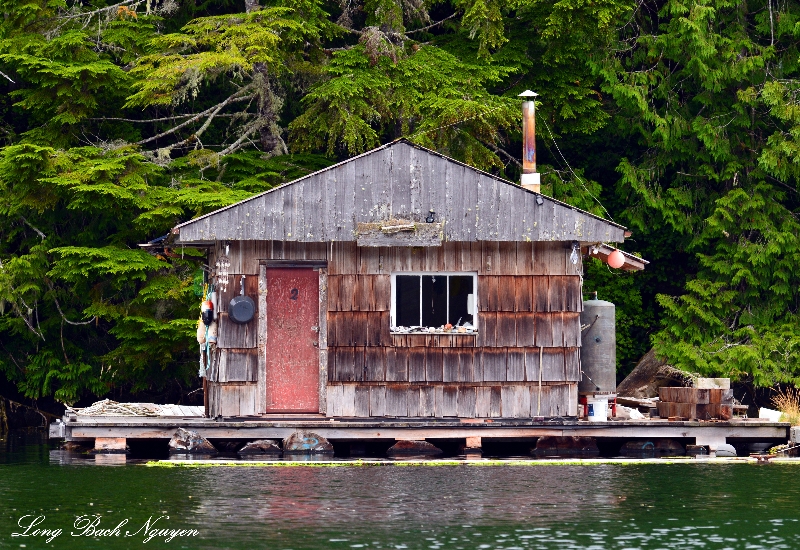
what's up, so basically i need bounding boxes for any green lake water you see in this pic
[2,431,800,549]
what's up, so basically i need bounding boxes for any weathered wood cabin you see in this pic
[171,139,643,419]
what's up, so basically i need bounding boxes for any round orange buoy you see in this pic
[607,249,625,269]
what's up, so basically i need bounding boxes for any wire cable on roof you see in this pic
[405,105,507,140]
[540,117,615,222]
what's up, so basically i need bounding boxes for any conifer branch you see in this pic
[19,217,46,240]
[60,320,70,365]
[405,12,459,34]
[52,297,96,327]
[58,0,144,21]
[93,114,246,123]
[133,91,253,147]
[47,281,96,327]
[0,341,25,375]
[218,118,267,156]
[0,264,45,341]
[0,259,45,340]
[481,140,521,168]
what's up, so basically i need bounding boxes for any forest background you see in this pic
[0,0,798,409]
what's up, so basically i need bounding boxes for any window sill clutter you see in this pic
[390,326,477,335]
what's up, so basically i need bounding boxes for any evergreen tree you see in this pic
[0,0,797,404]
[598,0,800,385]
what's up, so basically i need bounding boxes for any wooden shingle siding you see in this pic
[206,239,587,419]
[425,348,444,381]
[354,385,370,417]
[507,349,525,382]
[478,313,497,347]
[408,348,426,382]
[215,349,258,382]
[482,348,507,381]
[391,334,477,347]
[478,276,582,312]
[364,346,385,381]
[458,349,475,382]
[214,274,259,349]
[386,385,409,417]
[217,312,258,349]
[213,241,327,274]
[496,313,517,347]
[386,348,407,381]
[443,349,460,382]
[472,311,581,349]
[207,382,258,417]
[327,311,392,347]
[326,347,580,384]
[327,275,391,311]
[268,241,581,277]
[516,313,536,347]
[326,382,578,418]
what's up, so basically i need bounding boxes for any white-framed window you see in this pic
[390,272,478,330]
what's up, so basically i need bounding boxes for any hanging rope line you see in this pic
[540,117,615,222]
[405,104,508,140]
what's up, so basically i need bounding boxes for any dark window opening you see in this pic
[396,275,420,327]
[421,275,447,327]
[394,274,475,328]
[448,275,473,326]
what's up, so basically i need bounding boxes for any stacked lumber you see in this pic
[657,387,734,420]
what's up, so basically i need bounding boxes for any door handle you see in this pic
[312,341,318,347]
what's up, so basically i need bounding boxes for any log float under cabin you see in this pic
[50,139,789,454]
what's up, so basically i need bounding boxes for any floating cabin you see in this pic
[171,139,646,420]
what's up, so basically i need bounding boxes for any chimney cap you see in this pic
[519,90,539,97]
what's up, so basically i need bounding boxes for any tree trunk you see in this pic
[254,63,280,155]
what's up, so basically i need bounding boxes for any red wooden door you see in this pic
[265,268,320,413]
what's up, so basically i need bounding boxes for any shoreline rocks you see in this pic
[239,439,282,455]
[168,427,217,454]
[387,440,443,457]
[283,431,334,454]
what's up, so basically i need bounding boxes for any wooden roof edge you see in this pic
[171,138,627,234]
[395,140,628,232]
[587,243,649,271]
[172,141,399,232]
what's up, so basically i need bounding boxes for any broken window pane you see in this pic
[448,275,474,326]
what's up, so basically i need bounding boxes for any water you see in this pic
[2,431,800,549]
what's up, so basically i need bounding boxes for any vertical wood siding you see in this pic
[325,382,577,418]
[176,141,625,244]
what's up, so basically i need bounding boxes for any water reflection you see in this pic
[3,432,800,549]
[191,465,634,528]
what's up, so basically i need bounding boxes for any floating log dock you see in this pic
[50,410,789,453]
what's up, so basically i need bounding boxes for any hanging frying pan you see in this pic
[229,275,255,324]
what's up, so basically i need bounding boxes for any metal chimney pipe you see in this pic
[519,90,540,193]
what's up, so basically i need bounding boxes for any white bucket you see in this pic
[586,395,609,422]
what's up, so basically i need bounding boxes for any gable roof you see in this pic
[173,139,627,245]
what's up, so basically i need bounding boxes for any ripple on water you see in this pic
[1,435,800,549]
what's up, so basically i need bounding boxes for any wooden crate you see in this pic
[656,402,733,421]
[658,387,733,404]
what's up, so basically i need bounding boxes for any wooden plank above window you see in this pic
[356,221,443,247]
